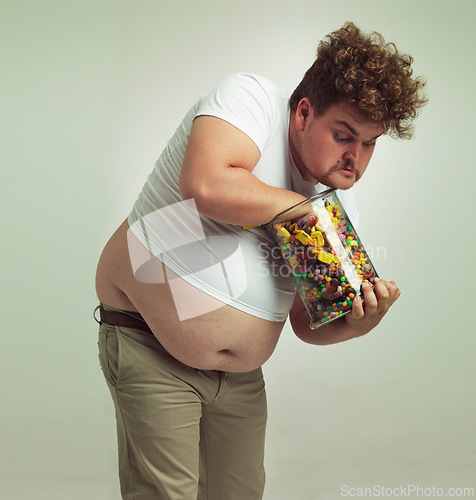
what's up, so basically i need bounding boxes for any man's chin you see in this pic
[318,177,356,191]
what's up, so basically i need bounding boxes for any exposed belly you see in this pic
[95,219,286,372]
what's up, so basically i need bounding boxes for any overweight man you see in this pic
[95,22,427,500]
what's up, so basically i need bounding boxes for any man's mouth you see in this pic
[337,166,356,177]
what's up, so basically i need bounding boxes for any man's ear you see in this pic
[295,98,313,131]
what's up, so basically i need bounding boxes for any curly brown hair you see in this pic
[289,22,428,139]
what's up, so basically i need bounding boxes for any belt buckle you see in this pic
[93,305,102,324]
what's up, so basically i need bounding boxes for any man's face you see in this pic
[289,99,385,190]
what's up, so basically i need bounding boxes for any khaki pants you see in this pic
[97,305,267,499]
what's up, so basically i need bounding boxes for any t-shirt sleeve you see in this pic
[194,73,277,154]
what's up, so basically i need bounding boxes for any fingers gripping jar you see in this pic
[267,189,379,329]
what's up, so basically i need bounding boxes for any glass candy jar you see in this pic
[267,189,379,329]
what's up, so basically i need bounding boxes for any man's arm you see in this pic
[290,278,401,344]
[179,115,308,226]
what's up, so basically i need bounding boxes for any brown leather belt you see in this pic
[98,306,153,334]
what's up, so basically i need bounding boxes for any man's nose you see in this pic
[343,144,360,163]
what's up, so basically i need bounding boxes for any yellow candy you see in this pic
[288,256,299,268]
[295,230,311,245]
[276,227,291,243]
[310,230,324,247]
[317,250,335,264]
[314,221,325,232]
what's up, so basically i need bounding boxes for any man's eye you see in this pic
[363,141,376,147]
[336,134,349,142]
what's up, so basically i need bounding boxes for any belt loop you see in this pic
[93,305,102,324]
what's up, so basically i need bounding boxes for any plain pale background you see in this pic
[2,0,475,498]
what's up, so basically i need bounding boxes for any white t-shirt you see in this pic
[128,73,360,321]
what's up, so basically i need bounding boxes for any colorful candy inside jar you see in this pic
[268,189,379,329]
